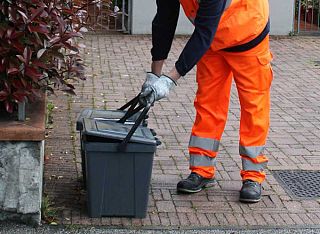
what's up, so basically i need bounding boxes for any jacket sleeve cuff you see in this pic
[152,55,168,61]
[175,61,187,77]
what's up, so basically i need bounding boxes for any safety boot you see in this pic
[177,172,216,193]
[239,180,262,203]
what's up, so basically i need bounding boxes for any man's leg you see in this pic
[177,50,232,193]
[224,36,273,202]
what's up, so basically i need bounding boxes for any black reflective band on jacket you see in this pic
[222,19,270,52]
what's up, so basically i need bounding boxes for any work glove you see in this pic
[141,72,159,94]
[139,75,177,106]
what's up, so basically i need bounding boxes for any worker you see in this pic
[140,0,273,203]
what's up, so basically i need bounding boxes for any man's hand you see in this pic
[140,75,177,105]
[141,72,159,94]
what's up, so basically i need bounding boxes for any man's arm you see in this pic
[169,0,227,81]
[151,0,180,75]
[140,0,227,105]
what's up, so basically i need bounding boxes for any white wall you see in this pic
[130,0,193,35]
[131,0,295,35]
[269,0,295,35]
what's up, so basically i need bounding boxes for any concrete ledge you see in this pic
[0,98,46,226]
[0,98,46,141]
[0,210,41,227]
[0,141,45,226]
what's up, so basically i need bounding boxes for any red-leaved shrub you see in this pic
[0,0,91,112]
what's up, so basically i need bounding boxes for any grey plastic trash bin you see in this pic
[76,95,149,188]
[81,103,158,218]
[76,109,148,131]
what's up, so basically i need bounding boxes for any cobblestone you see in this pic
[44,35,320,228]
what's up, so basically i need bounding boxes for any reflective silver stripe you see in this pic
[242,158,267,172]
[190,154,216,167]
[239,145,265,159]
[189,135,219,152]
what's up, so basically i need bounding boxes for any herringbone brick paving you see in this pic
[44,35,320,228]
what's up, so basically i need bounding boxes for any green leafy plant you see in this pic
[0,0,94,113]
[300,0,319,9]
[46,101,54,129]
[41,194,58,224]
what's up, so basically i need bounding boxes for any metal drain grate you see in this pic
[272,170,320,199]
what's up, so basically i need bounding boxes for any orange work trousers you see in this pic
[189,36,273,184]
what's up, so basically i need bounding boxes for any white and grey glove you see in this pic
[140,75,177,106]
[141,72,159,94]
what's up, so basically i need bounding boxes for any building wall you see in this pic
[269,0,295,35]
[131,0,295,35]
[130,0,193,35]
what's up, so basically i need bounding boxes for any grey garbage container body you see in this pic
[84,142,155,218]
[76,108,148,188]
[82,118,157,218]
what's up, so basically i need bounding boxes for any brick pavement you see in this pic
[44,35,320,228]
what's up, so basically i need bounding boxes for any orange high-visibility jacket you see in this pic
[180,0,270,51]
[151,0,270,77]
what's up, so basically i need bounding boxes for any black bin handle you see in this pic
[118,95,140,111]
[117,95,153,151]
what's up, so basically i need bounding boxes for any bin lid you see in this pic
[76,109,140,131]
[82,118,156,145]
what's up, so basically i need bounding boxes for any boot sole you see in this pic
[239,197,261,203]
[177,180,217,194]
